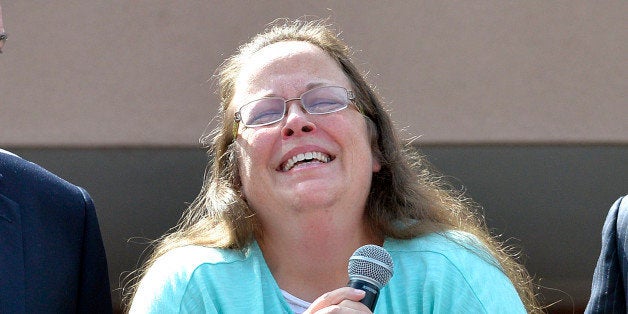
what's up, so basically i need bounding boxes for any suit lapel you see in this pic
[0,185,26,312]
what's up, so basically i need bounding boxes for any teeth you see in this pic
[283,151,331,171]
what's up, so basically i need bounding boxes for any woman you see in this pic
[126,19,541,313]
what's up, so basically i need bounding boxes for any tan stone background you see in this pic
[1,1,626,146]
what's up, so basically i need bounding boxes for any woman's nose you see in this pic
[281,101,315,138]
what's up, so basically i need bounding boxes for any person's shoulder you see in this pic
[132,244,262,312]
[0,150,96,223]
[0,149,19,157]
[606,195,628,229]
[146,245,249,281]
[0,149,25,172]
[0,149,85,197]
[613,195,628,238]
[616,195,628,212]
[385,232,524,312]
[136,245,250,299]
[386,231,500,272]
[156,245,247,268]
[387,231,486,255]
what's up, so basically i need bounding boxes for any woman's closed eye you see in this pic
[250,109,284,125]
[306,99,343,113]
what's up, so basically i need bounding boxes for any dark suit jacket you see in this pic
[0,151,112,313]
[586,195,628,314]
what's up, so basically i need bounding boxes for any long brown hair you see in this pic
[124,18,542,312]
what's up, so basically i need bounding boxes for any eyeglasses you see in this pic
[0,33,7,53]
[234,85,357,128]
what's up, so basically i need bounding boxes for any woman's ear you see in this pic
[372,154,381,173]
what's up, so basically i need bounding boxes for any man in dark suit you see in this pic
[586,195,628,313]
[0,149,113,313]
[1,4,111,312]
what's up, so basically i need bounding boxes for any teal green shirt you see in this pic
[130,232,526,313]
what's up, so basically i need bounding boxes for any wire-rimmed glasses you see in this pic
[234,85,357,128]
[0,33,7,53]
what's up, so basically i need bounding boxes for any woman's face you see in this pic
[231,41,380,227]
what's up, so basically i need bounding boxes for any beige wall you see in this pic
[1,1,625,146]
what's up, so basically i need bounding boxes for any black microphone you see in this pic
[347,244,394,311]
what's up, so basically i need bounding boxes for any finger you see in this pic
[315,300,372,314]
[305,287,366,313]
[337,298,372,312]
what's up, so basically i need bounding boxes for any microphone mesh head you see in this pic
[348,244,394,288]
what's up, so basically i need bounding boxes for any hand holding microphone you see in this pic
[305,245,394,313]
[347,245,394,311]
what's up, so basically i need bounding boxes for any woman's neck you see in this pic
[257,214,381,302]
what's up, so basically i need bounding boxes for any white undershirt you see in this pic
[281,289,311,314]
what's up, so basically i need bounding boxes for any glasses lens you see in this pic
[302,86,349,114]
[241,98,285,126]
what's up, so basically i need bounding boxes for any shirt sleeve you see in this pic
[425,251,526,313]
[416,235,526,313]
[384,234,527,313]
[128,249,195,313]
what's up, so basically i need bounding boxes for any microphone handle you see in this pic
[347,279,380,311]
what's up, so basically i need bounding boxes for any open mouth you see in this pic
[280,151,334,172]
